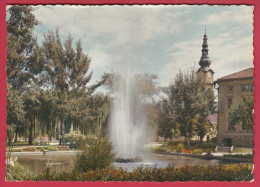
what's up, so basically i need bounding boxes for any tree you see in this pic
[157,99,175,140]
[7,5,39,89]
[229,96,253,131]
[7,7,109,145]
[42,30,105,143]
[7,6,43,144]
[159,70,216,142]
[7,86,25,144]
[23,90,42,145]
[102,72,158,101]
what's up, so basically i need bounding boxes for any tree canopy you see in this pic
[6,6,108,145]
[157,70,216,142]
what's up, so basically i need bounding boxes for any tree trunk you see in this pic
[14,129,18,143]
[199,135,204,143]
[186,136,190,146]
[33,117,36,139]
[28,120,33,145]
[59,120,63,145]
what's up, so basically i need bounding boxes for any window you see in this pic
[219,99,225,112]
[228,86,233,92]
[227,98,232,108]
[241,84,252,92]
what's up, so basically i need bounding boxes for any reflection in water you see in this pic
[13,152,223,174]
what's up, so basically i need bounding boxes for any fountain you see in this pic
[109,69,148,160]
[108,66,173,170]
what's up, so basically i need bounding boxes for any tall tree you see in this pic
[159,70,216,142]
[42,30,105,143]
[7,6,43,144]
[7,5,39,89]
[7,86,25,144]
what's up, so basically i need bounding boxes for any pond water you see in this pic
[11,151,225,174]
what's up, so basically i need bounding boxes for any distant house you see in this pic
[214,68,253,147]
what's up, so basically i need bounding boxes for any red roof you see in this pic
[217,67,253,82]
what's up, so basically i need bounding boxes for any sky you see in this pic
[31,5,253,87]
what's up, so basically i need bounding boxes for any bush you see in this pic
[6,162,34,180]
[73,137,114,173]
[33,164,253,181]
[12,148,22,152]
[192,142,216,149]
[176,143,185,153]
[57,146,70,151]
[192,148,204,155]
[63,131,97,150]
[46,146,58,151]
[223,154,253,161]
[151,146,168,153]
[22,147,37,152]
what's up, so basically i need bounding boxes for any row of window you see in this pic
[228,84,253,92]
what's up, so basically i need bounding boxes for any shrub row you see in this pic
[154,142,216,155]
[34,164,253,181]
[11,145,70,152]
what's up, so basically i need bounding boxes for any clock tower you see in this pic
[197,30,214,89]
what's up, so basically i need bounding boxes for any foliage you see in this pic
[73,138,114,172]
[191,149,204,154]
[63,131,97,149]
[229,96,254,131]
[102,72,159,101]
[6,162,34,181]
[33,164,253,181]
[7,5,40,145]
[7,86,25,145]
[157,99,175,139]
[223,154,253,160]
[45,146,58,151]
[158,69,216,141]
[7,5,40,89]
[6,7,108,145]
[175,143,185,153]
[152,142,216,154]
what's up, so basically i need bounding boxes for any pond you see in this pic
[11,151,227,175]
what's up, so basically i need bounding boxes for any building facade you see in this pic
[215,68,253,147]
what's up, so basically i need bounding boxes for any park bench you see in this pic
[215,145,234,153]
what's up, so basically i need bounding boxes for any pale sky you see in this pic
[31,5,253,87]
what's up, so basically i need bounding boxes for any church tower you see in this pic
[197,30,214,89]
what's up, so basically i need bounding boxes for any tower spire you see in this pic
[199,27,211,70]
[197,28,214,90]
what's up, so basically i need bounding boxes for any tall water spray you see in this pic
[109,69,148,159]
